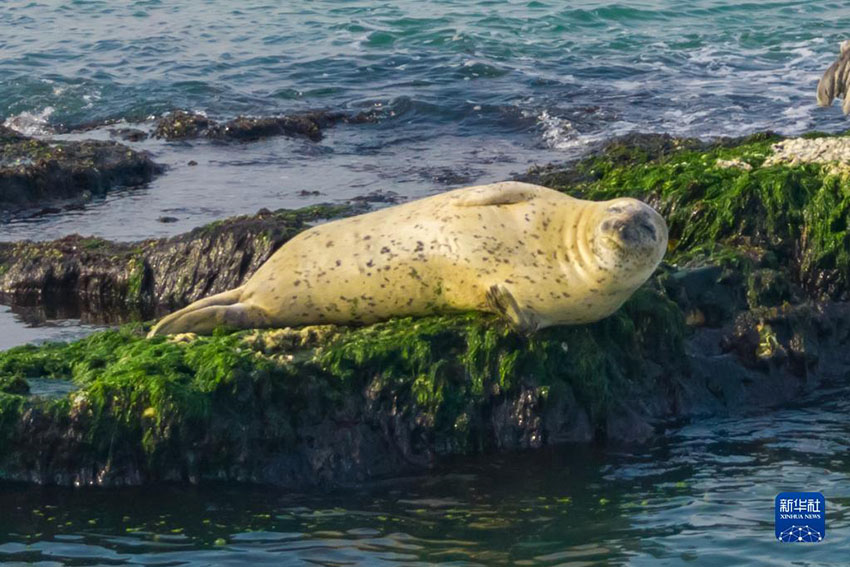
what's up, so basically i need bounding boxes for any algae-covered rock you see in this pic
[0,125,162,212]
[0,288,688,486]
[0,205,353,321]
[1,277,845,487]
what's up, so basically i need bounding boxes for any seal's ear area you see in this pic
[453,182,540,207]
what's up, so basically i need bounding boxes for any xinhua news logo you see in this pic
[775,492,825,543]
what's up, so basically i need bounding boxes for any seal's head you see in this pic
[591,197,668,286]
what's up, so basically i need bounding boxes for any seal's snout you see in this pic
[600,200,665,247]
[606,210,658,245]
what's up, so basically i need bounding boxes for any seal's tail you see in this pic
[147,286,268,337]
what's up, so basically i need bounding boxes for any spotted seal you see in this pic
[817,40,850,113]
[148,182,667,336]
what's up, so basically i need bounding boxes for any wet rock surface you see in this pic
[3,131,850,487]
[0,125,162,213]
[153,109,377,143]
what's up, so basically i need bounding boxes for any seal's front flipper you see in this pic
[453,182,541,207]
[486,284,540,333]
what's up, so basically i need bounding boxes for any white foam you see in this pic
[3,107,56,136]
[535,110,609,153]
[537,110,577,150]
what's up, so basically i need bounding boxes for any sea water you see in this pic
[1,3,849,563]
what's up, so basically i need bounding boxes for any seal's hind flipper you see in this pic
[147,287,246,337]
[486,284,540,333]
[149,302,271,337]
[453,182,540,207]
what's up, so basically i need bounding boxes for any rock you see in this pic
[764,136,850,168]
[153,109,359,143]
[349,190,403,205]
[0,289,690,487]
[716,157,753,170]
[152,111,212,140]
[34,207,63,217]
[0,125,162,212]
[108,128,148,142]
[156,216,179,223]
[209,114,333,142]
[662,265,745,327]
[2,277,848,488]
[746,268,793,308]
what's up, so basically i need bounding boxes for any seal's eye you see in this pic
[602,213,658,246]
[636,219,657,241]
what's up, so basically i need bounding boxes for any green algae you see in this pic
[125,257,148,306]
[0,375,28,395]
[80,237,108,251]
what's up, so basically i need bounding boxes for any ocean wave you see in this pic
[535,110,604,152]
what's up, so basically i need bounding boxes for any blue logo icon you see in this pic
[775,492,825,543]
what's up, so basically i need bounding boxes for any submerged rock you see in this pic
[0,125,162,212]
